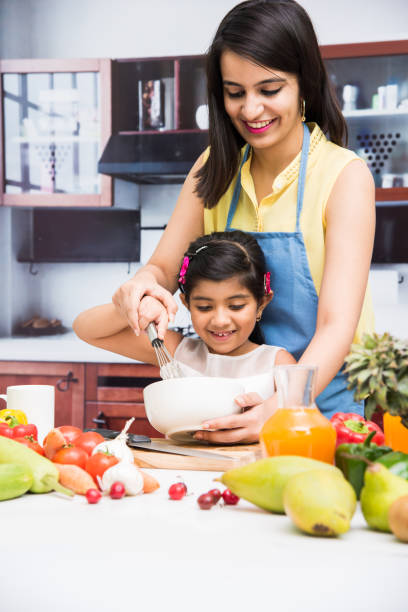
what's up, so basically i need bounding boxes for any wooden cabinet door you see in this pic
[0,362,85,430]
[85,363,162,437]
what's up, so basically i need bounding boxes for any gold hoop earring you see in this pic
[301,99,306,122]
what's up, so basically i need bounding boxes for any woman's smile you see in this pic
[243,118,277,134]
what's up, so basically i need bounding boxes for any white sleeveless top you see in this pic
[174,337,284,400]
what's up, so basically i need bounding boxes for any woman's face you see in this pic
[220,50,302,151]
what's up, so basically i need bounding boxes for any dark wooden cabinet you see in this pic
[0,361,85,430]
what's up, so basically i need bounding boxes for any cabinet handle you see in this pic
[93,412,107,427]
[56,371,79,392]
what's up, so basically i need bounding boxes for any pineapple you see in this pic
[344,332,408,427]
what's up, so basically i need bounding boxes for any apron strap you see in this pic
[225,145,250,230]
[295,123,310,231]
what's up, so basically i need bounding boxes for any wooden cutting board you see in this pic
[131,439,262,471]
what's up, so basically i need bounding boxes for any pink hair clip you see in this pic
[178,256,190,285]
[264,272,272,295]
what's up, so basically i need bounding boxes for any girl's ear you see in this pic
[179,292,189,310]
[257,291,274,318]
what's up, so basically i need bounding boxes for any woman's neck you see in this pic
[250,121,305,185]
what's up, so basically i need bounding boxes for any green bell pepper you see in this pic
[377,451,408,480]
[335,430,392,499]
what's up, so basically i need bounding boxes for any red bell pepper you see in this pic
[330,412,385,447]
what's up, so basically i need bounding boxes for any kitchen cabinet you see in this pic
[84,362,162,437]
[0,58,113,207]
[0,361,85,431]
[0,360,161,437]
[321,40,408,201]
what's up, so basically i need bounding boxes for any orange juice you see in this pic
[383,413,408,453]
[260,405,336,464]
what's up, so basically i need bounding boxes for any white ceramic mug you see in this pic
[0,385,55,444]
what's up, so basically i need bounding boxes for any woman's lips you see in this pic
[243,118,276,134]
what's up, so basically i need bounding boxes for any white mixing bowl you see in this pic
[143,376,245,442]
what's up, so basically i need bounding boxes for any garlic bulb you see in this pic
[92,417,135,463]
[100,461,144,496]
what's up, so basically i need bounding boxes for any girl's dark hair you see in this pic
[195,0,347,208]
[178,230,268,344]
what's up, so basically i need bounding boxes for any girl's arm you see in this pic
[112,155,205,338]
[73,299,183,364]
[275,349,297,365]
[297,159,375,395]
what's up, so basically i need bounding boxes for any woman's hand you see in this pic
[193,393,277,445]
[112,270,178,339]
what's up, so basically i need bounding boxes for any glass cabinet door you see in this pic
[322,42,408,200]
[0,59,112,206]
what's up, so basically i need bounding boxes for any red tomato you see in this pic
[85,452,119,484]
[43,425,82,446]
[74,431,105,456]
[12,423,38,440]
[0,423,14,439]
[53,446,88,469]
[14,435,44,455]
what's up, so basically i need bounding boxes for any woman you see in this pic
[112,0,375,443]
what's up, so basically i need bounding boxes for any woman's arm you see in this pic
[112,155,205,338]
[297,159,375,395]
[73,298,183,364]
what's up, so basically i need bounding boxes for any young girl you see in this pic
[73,230,295,441]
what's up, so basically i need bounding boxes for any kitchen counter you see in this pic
[1,468,407,612]
[0,331,138,364]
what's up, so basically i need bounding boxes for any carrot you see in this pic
[43,428,66,460]
[56,463,97,495]
[140,469,160,493]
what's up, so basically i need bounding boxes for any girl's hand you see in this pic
[194,393,277,445]
[112,271,178,338]
[138,296,170,339]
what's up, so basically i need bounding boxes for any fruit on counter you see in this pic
[11,423,38,440]
[0,463,33,501]
[86,488,102,504]
[110,482,126,499]
[197,493,216,509]
[330,412,385,447]
[208,488,222,503]
[360,463,408,532]
[53,446,88,470]
[100,461,144,496]
[74,431,105,456]
[168,482,187,500]
[218,456,340,514]
[0,422,14,439]
[335,430,392,499]
[85,451,119,483]
[283,469,357,537]
[0,436,73,496]
[222,489,240,505]
[0,408,27,426]
[43,428,66,460]
[14,435,44,455]
[377,451,408,480]
[388,495,408,542]
[55,463,98,495]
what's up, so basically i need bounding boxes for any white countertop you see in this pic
[1,468,407,612]
[0,331,138,364]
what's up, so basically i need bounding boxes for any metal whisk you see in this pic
[147,322,182,380]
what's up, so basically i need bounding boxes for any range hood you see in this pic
[98,131,209,184]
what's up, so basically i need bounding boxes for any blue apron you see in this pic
[225,123,363,417]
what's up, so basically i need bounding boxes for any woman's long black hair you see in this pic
[195,0,347,208]
[178,230,269,344]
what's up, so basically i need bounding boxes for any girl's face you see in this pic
[180,275,270,357]
[220,50,302,151]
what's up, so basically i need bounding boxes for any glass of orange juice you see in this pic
[260,365,336,464]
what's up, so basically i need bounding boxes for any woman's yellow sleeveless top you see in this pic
[204,123,374,344]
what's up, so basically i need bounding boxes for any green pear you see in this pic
[219,455,341,513]
[360,463,408,532]
[283,469,357,537]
